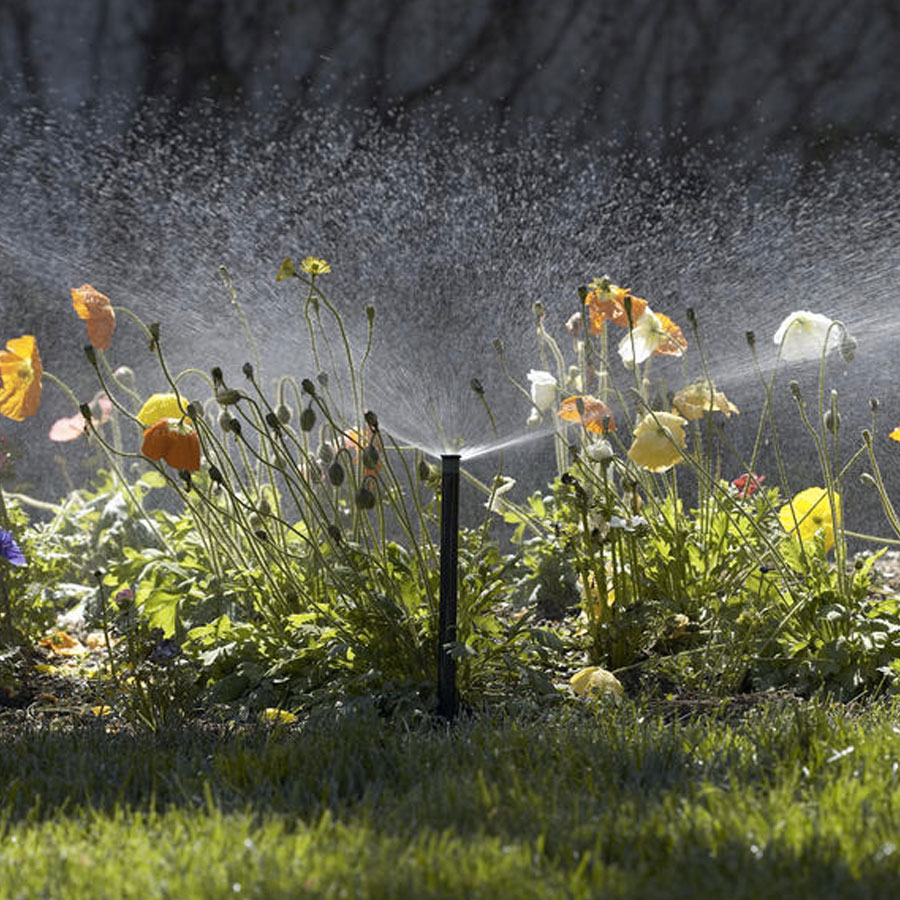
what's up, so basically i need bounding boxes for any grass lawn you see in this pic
[1,696,899,898]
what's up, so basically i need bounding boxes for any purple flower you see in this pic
[0,529,25,567]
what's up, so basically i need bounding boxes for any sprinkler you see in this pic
[438,454,460,720]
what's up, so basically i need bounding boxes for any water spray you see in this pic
[437,453,460,720]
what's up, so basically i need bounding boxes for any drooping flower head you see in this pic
[617,310,687,368]
[672,380,739,420]
[71,284,116,350]
[778,486,841,552]
[137,393,192,427]
[0,529,26,567]
[141,418,201,471]
[557,395,616,434]
[584,279,648,335]
[773,311,843,363]
[627,411,687,472]
[0,335,42,421]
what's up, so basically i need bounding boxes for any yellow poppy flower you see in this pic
[260,708,297,724]
[300,256,331,276]
[136,393,191,427]
[672,380,739,420]
[0,334,42,421]
[778,487,841,553]
[627,411,687,472]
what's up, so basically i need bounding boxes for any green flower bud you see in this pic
[301,378,316,395]
[355,486,376,510]
[276,404,291,424]
[328,461,345,486]
[362,446,380,470]
[216,389,242,407]
[242,362,254,379]
[300,407,316,432]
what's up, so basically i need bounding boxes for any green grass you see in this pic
[2,697,900,898]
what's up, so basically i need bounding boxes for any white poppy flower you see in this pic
[773,311,842,363]
[617,311,665,368]
[526,369,558,412]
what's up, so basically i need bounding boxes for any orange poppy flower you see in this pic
[557,395,616,433]
[71,284,116,351]
[584,283,649,335]
[0,334,42,421]
[141,419,201,471]
[651,312,688,356]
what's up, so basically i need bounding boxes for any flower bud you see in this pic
[327,524,342,543]
[364,409,379,431]
[216,389,242,407]
[823,410,841,434]
[265,412,280,431]
[362,446,380,470]
[355,486,376,510]
[84,344,97,366]
[365,304,375,325]
[230,419,242,438]
[576,285,589,303]
[301,378,316,395]
[745,330,756,348]
[275,404,291,424]
[218,411,233,432]
[79,402,93,422]
[870,398,879,412]
[179,469,193,491]
[208,465,224,484]
[211,367,224,386]
[242,362,254,379]
[317,372,329,389]
[186,402,202,420]
[470,378,484,395]
[328,461,345,486]
[148,323,160,348]
[258,498,272,516]
[492,338,505,356]
[839,331,857,363]
[418,459,433,481]
[300,407,316,432]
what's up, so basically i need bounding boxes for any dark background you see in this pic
[1,0,899,163]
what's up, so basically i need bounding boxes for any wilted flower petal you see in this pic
[569,666,624,698]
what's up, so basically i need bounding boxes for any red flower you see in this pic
[732,472,765,498]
